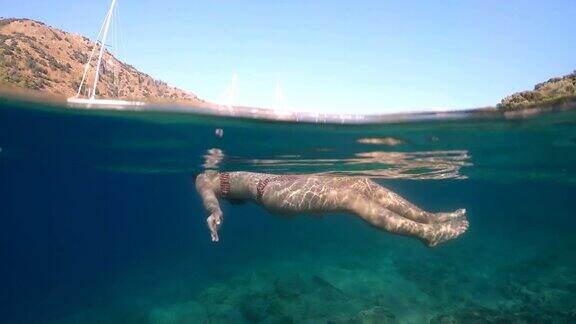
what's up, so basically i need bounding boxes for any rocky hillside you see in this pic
[498,71,576,110]
[0,18,209,105]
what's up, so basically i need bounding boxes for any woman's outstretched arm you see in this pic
[195,173,223,242]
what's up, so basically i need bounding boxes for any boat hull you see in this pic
[66,97,146,109]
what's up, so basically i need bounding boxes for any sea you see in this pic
[1,96,576,323]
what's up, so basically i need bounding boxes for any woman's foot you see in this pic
[422,216,469,247]
[434,208,467,223]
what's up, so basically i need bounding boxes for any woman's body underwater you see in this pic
[195,171,468,247]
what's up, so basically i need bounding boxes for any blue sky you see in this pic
[3,0,575,113]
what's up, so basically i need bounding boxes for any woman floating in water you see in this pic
[195,171,468,247]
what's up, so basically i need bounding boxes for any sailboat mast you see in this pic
[90,0,117,99]
[74,16,105,98]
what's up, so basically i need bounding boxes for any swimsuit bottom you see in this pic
[219,173,299,201]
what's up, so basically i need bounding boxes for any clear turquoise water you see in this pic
[1,97,576,323]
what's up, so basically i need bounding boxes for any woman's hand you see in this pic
[207,211,223,242]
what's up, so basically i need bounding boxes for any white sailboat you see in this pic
[67,0,145,108]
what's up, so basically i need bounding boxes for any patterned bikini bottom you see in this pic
[219,173,299,201]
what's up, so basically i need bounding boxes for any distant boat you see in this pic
[67,0,144,108]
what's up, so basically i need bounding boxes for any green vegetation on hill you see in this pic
[0,18,210,106]
[498,71,576,110]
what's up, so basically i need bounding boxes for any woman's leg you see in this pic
[348,197,468,247]
[258,176,468,246]
[361,180,465,223]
